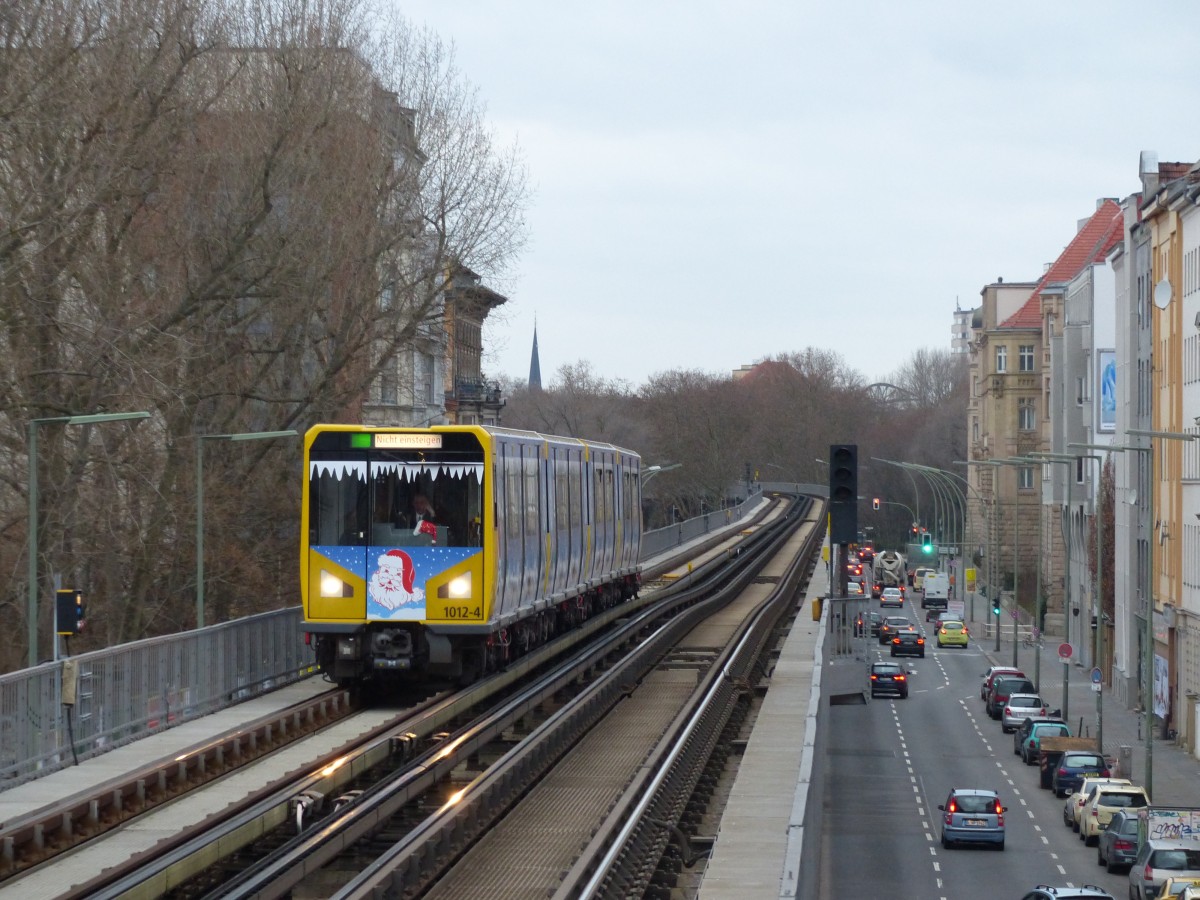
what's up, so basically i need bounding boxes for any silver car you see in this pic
[1128,840,1200,899]
[1001,693,1051,733]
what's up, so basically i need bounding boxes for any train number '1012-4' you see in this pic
[431,604,482,621]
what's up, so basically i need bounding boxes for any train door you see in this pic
[568,448,583,589]
[521,443,541,606]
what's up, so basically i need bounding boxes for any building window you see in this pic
[995,345,1007,373]
[1019,345,1034,372]
[1018,398,1036,431]
[972,419,979,443]
[379,370,397,405]
[1018,466,1034,490]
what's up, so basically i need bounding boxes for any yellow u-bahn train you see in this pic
[301,424,643,682]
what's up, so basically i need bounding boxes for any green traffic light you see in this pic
[923,543,933,554]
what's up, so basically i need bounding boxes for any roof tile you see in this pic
[998,200,1124,329]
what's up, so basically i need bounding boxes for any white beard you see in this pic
[368,564,425,611]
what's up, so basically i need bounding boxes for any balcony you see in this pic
[446,378,504,405]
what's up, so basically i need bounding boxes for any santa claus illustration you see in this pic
[368,549,425,611]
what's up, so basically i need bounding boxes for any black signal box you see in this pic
[828,444,858,544]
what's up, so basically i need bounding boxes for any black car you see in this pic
[870,661,908,698]
[890,627,926,658]
[987,675,1036,719]
[855,610,882,637]
[1097,809,1139,873]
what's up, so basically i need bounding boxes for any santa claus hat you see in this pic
[383,549,416,594]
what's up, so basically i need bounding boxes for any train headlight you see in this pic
[321,570,352,598]
[438,573,472,600]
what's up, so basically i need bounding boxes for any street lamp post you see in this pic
[947,463,998,624]
[958,460,1004,650]
[1072,429,1193,798]
[1029,453,1077,718]
[640,462,682,486]
[871,457,921,534]
[196,430,298,628]
[27,411,151,667]
[992,457,1035,665]
[1124,428,1193,799]
[1069,446,1107,758]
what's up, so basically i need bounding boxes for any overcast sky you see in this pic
[395,1,1200,390]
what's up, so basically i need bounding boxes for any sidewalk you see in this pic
[961,601,1200,804]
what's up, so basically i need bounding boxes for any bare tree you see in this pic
[0,0,532,668]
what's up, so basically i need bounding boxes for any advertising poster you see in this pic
[1098,349,1116,433]
[1154,653,1170,719]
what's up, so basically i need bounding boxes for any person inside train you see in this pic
[411,493,437,524]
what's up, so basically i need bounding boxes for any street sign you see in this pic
[1058,643,1073,660]
[1091,667,1102,684]
[1011,610,1019,620]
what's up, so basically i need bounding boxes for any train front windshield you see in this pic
[308,431,485,551]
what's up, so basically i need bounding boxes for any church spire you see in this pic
[528,321,542,390]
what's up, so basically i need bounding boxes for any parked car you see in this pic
[981,666,1025,702]
[1015,719,1070,764]
[890,627,926,658]
[1052,751,1111,798]
[1064,778,1131,831]
[870,661,908,699]
[935,619,969,648]
[1153,877,1200,898]
[880,587,904,608]
[987,676,1037,719]
[938,787,1006,849]
[1097,808,1140,873]
[1079,784,1149,845]
[878,616,911,645]
[1129,841,1200,900]
[1001,693,1051,733]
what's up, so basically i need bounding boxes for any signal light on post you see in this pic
[872,497,880,511]
[921,532,932,553]
[992,598,1002,617]
[828,443,858,544]
[56,589,86,635]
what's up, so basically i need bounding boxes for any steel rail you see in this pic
[563,505,822,896]
[330,497,814,900]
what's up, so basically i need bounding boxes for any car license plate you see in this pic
[965,818,986,826]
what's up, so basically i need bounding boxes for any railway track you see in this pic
[0,493,815,900]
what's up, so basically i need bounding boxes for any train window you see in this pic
[309,457,369,546]
[307,436,484,549]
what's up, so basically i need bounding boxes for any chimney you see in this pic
[1140,150,1160,198]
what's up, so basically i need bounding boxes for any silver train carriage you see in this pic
[301,424,642,681]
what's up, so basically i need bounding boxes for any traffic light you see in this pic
[56,589,85,635]
[828,444,858,544]
[921,532,933,554]
[992,597,1002,617]
[872,497,880,511]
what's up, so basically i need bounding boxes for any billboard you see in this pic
[1098,349,1116,433]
